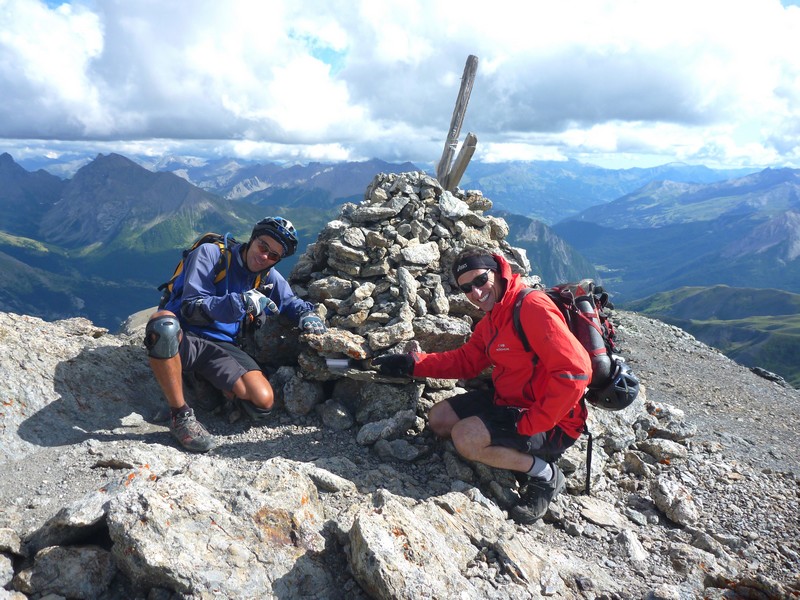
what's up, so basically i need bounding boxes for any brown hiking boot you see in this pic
[170,408,217,452]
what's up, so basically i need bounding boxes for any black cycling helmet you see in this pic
[251,216,298,257]
[586,360,640,411]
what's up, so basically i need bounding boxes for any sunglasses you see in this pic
[254,238,283,262]
[459,270,492,293]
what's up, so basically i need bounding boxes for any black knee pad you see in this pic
[144,315,182,358]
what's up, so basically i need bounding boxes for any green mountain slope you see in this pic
[627,286,800,387]
[0,247,153,325]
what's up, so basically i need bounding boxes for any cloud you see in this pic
[1,0,799,169]
[0,1,106,136]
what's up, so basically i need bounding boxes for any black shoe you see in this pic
[510,463,566,525]
[223,397,273,424]
[184,372,224,412]
[237,398,273,423]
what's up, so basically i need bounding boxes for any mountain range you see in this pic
[0,152,603,327]
[0,152,262,324]
[451,160,756,223]
[17,152,757,224]
[553,167,800,299]
[2,150,799,385]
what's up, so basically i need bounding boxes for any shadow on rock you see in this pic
[17,343,164,450]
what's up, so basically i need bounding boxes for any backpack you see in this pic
[157,232,262,309]
[513,279,630,496]
[512,279,618,393]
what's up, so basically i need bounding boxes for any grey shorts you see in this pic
[179,332,261,393]
[448,390,578,462]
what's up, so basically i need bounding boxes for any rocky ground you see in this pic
[580,311,800,596]
[1,171,798,599]
[0,309,798,599]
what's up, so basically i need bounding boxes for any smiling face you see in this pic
[457,267,500,312]
[246,235,284,272]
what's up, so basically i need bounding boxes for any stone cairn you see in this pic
[249,170,638,500]
[250,171,536,463]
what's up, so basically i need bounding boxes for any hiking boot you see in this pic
[170,408,218,452]
[184,372,224,412]
[510,463,566,525]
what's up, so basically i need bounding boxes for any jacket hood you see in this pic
[491,253,527,313]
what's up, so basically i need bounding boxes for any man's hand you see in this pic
[263,297,279,315]
[242,289,278,317]
[372,353,415,377]
[299,312,326,334]
[255,283,280,315]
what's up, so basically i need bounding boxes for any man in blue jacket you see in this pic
[144,216,326,452]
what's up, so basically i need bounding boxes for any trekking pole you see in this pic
[584,429,593,495]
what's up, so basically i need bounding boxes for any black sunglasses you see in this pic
[459,270,492,293]
[254,238,283,262]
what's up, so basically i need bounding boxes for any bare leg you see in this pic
[428,400,461,437]
[149,355,187,409]
[146,310,186,410]
[145,311,216,452]
[450,416,534,473]
[231,370,274,410]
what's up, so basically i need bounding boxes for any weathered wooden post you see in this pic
[443,132,477,192]
[436,55,478,190]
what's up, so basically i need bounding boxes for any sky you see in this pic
[1,0,800,172]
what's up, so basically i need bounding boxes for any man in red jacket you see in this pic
[373,248,592,523]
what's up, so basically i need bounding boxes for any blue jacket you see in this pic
[163,241,314,344]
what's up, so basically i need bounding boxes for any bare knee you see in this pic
[451,418,490,462]
[250,385,274,410]
[235,372,274,410]
[428,401,458,438]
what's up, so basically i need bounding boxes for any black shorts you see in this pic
[179,332,261,393]
[448,390,578,462]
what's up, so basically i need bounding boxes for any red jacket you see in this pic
[413,254,591,438]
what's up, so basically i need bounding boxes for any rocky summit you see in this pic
[0,172,799,600]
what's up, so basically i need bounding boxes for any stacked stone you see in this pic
[254,171,533,456]
[291,170,530,350]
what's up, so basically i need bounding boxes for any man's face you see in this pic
[457,268,498,312]
[247,235,283,272]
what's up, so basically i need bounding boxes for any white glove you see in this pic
[242,289,278,317]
